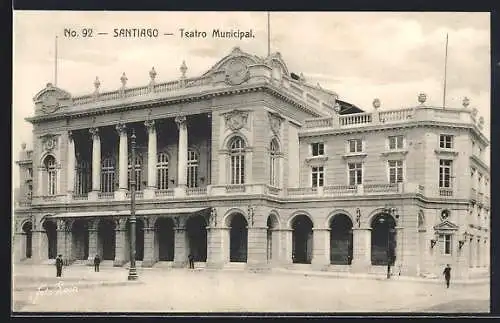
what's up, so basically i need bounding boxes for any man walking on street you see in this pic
[55,254,64,277]
[188,254,194,269]
[443,264,452,288]
[94,254,101,272]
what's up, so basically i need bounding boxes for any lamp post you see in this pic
[128,128,138,281]
[379,207,397,279]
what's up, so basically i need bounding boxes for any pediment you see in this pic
[201,47,265,76]
[33,83,73,115]
[433,220,459,232]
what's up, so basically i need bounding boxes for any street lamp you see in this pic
[128,128,138,281]
[379,206,397,279]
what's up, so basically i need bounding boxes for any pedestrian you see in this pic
[55,254,64,278]
[443,264,452,288]
[188,254,194,269]
[94,254,101,272]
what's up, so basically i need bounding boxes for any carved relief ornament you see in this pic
[268,112,283,136]
[224,110,249,132]
[39,134,58,152]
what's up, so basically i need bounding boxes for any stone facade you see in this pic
[14,48,490,279]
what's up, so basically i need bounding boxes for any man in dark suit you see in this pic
[55,254,64,277]
[443,264,452,288]
[188,254,194,269]
[94,254,101,272]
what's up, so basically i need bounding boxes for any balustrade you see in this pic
[186,187,208,196]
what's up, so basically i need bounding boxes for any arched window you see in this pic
[269,139,280,187]
[43,155,57,195]
[128,154,143,191]
[101,157,115,193]
[187,149,199,188]
[75,160,90,195]
[156,152,169,190]
[229,136,245,185]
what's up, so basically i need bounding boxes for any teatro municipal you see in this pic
[13,47,490,279]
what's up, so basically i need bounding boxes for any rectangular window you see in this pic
[388,160,404,184]
[311,142,324,157]
[439,234,452,255]
[311,166,324,187]
[348,163,362,186]
[388,135,404,150]
[439,159,452,188]
[439,134,453,149]
[348,139,363,153]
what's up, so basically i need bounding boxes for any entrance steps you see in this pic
[223,262,247,271]
[194,262,207,270]
[153,261,174,269]
[285,263,314,271]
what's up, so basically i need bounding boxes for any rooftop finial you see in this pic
[180,61,187,79]
[462,97,470,108]
[149,67,157,82]
[418,93,427,105]
[372,98,381,109]
[94,77,101,91]
[21,143,26,150]
[120,72,128,87]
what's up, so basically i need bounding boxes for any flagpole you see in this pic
[442,33,448,109]
[55,35,58,86]
[267,11,271,56]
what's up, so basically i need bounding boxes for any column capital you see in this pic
[115,122,127,136]
[144,119,156,133]
[67,130,74,142]
[89,127,100,140]
[312,228,331,232]
[175,115,187,129]
[353,227,372,231]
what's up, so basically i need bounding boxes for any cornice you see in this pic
[26,82,323,125]
[469,155,490,173]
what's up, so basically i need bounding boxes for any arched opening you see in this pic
[72,219,89,260]
[155,217,175,261]
[229,213,248,262]
[292,214,313,264]
[186,215,207,262]
[329,214,353,265]
[228,137,245,185]
[22,221,33,259]
[43,155,57,195]
[371,213,396,266]
[42,220,57,259]
[98,219,116,260]
[266,214,279,262]
[126,219,144,261]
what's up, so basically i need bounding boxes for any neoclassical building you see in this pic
[13,47,490,278]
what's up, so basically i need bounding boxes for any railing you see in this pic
[304,117,333,128]
[154,189,174,197]
[364,183,399,193]
[17,200,32,207]
[439,188,453,197]
[98,192,115,200]
[471,188,478,201]
[339,112,372,126]
[126,191,144,199]
[226,185,246,193]
[478,192,484,204]
[378,108,414,122]
[186,187,207,196]
[41,195,58,201]
[323,185,357,196]
[287,187,317,196]
[266,185,281,195]
[418,185,425,194]
[72,194,89,201]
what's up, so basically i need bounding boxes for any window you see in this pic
[311,142,324,157]
[27,168,33,179]
[156,152,169,190]
[269,139,280,187]
[439,234,452,255]
[388,135,404,150]
[187,149,199,188]
[439,159,452,188]
[478,173,483,192]
[348,163,362,186]
[439,134,453,149]
[128,155,143,191]
[388,160,404,184]
[311,166,324,187]
[43,155,57,195]
[348,139,363,153]
[75,160,90,195]
[229,137,245,185]
[101,157,116,193]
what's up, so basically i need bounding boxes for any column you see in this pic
[351,228,371,273]
[311,228,330,270]
[56,220,67,264]
[206,227,227,269]
[144,120,157,199]
[175,116,188,196]
[115,123,128,200]
[31,230,45,263]
[247,226,269,270]
[67,131,75,198]
[173,225,187,268]
[456,235,470,279]
[394,226,404,275]
[89,127,101,199]
[142,217,156,267]
[87,220,98,265]
[114,218,129,267]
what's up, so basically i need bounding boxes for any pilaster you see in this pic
[173,226,187,268]
[114,218,129,267]
[351,227,371,272]
[90,127,101,192]
[142,218,156,267]
[145,119,157,189]
[116,122,128,192]
[87,220,98,265]
[66,131,75,196]
[311,228,330,270]
[246,226,268,270]
[175,116,188,188]
[206,226,228,269]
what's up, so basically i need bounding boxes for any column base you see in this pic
[351,260,371,273]
[141,259,156,268]
[206,261,225,269]
[172,261,187,268]
[113,259,128,267]
[247,262,271,273]
[311,262,330,271]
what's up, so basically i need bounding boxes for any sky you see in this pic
[12,11,491,188]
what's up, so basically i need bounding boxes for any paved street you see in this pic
[12,265,489,313]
